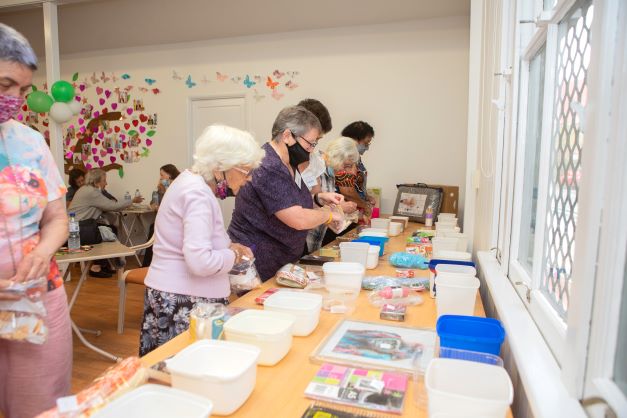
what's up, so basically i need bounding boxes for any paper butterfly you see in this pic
[172,70,182,80]
[139,87,148,92]
[287,71,300,78]
[42,82,48,91]
[266,76,279,90]
[201,75,210,84]
[272,69,285,79]
[100,72,110,83]
[254,75,262,82]
[91,72,99,84]
[121,73,131,80]
[185,75,197,88]
[152,88,160,94]
[271,89,284,100]
[285,80,299,90]
[230,76,242,83]
[243,75,256,88]
[216,72,228,82]
[252,89,265,102]
[145,78,157,86]
[111,73,118,82]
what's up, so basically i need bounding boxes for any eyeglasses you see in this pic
[290,131,320,149]
[232,166,253,177]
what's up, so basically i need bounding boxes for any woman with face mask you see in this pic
[0,24,71,417]
[153,163,180,208]
[228,106,345,282]
[139,124,263,356]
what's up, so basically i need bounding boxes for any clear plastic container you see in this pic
[370,218,390,230]
[366,245,380,269]
[388,222,402,236]
[263,291,322,336]
[438,347,504,367]
[322,262,365,293]
[339,242,369,267]
[435,276,480,318]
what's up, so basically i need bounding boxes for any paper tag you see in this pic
[56,395,79,413]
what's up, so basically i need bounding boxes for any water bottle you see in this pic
[68,212,81,251]
[134,189,142,200]
[124,191,132,203]
[151,190,159,206]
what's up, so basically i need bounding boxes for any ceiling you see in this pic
[0,0,470,57]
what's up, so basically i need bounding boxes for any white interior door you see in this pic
[189,95,248,227]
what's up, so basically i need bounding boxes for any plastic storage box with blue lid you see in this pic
[352,236,389,256]
[436,314,505,355]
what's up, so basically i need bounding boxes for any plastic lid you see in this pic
[429,259,476,271]
[436,315,505,343]
[166,339,259,382]
[264,291,323,312]
[322,261,366,274]
[224,309,295,337]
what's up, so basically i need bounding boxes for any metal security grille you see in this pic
[541,0,593,319]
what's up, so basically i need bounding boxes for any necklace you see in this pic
[0,125,25,276]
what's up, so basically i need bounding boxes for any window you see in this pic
[614,261,627,397]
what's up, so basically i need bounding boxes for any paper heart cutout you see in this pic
[91,148,97,154]
[107,128,113,134]
[124,123,130,130]
[78,118,84,125]
[111,103,118,110]
[114,126,121,133]
[98,160,104,167]
[139,114,148,122]
[107,148,113,154]
[85,163,93,170]
[93,155,100,162]
[81,154,88,161]
[139,126,146,134]
[132,120,139,127]
[93,111,100,118]
[94,139,101,146]
[65,152,73,159]
[79,84,86,92]
[122,142,127,149]
[79,127,86,133]
[126,107,133,115]
[99,98,105,106]
[100,149,107,157]
[86,137,93,143]
[17,115,23,121]
[96,87,103,95]
[102,108,108,114]
[120,134,126,140]
[105,90,111,98]
[43,121,49,127]
[97,132,104,139]
[120,153,125,160]
[146,139,153,146]
[109,156,116,164]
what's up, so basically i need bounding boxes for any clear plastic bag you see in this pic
[0,277,48,344]
[228,257,262,293]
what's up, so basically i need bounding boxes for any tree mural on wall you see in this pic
[19,73,158,177]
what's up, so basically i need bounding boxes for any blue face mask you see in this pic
[357,144,369,155]
[160,179,171,188]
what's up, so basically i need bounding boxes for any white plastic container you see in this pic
[426,358,513,418]
[388,222,402,236]
[92,384,214,418]
[435,275,480,318]
[263,291,322,336]
[389,215,410,229]
[223,309,295,366]
[339,242,370,267]
[432,237,459,254]
[323,262,365,293]
[166,339,259,415]
[370,218,390,230]
[434,250,472,261]
[366,245,380,269]
[358,228,388,237]
[437,213,457,220]
[431,264,477,299]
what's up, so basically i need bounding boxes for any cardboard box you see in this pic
[429,184,459,216]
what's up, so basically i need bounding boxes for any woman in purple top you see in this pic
[139,124,264,356]
[228,106,344,281]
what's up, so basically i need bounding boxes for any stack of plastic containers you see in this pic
[428,259,476,298]
[352,236,389,256]
[322,262,365,314]
[339,242,369,267]
[436,315,505,356]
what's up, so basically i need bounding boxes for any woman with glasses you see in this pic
[139,124,264,356]
[306,137,359,253]
[228,106,345,282]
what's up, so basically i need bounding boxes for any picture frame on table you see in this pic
[310,319,436,374]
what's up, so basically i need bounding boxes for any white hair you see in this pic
[324,137,359,171]
[192,124,265,182]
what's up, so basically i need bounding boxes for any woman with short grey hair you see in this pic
[228,106,345,281]
[0,23,70,417]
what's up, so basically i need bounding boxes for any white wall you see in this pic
[42,17,470,214]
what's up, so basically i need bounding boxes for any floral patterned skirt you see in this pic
[139,286,228,356]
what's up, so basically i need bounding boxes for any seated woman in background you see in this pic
[140,125,263,356]
[228,106,345,282]
[306,137,359,253]
[143,163,180,266]
[68,168,143,277]
[66,168,85,205]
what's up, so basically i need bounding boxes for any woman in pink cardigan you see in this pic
[139,124,264,355]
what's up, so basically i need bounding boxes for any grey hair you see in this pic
[0,23,37,70]
[325,137,359,171]
[192,124,265,182]
[271,105,322,142]
[84,168,106,187]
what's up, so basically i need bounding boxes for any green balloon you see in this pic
[50,80,75,103]
[26,91,54,113]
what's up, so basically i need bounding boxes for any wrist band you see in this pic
[325,210,333,225]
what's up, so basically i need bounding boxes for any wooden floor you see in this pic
[64,261,146,392]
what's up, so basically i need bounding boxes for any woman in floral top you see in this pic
[0,24,72,418]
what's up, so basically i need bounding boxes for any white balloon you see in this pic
[69,100,82,115]
[50,102,73,124]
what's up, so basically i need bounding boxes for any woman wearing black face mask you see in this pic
[228,106,345,282]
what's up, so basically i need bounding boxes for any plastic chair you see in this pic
[117,235,154,333]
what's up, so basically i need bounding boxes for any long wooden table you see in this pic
[141,223,512,418]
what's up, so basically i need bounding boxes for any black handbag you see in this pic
[393,183,443,223]
[78,218,103,245]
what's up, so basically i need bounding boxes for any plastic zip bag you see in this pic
[0,277,48,344]
[228,256,261,293]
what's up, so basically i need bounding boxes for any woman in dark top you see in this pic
[228,106,344,281]
[66,168,85,204]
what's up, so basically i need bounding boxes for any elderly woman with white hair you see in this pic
[305,137,359,252]
[139,124,264,356]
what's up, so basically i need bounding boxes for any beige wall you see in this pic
[38,18,470,214]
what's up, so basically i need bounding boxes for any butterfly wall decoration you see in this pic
[172,70,182,80]
[266,76,279,90]
[121,73,131,80]
[216,72,228,82]
[243,75,256,88]
[145,78,157,86]
[185,75,197,88]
